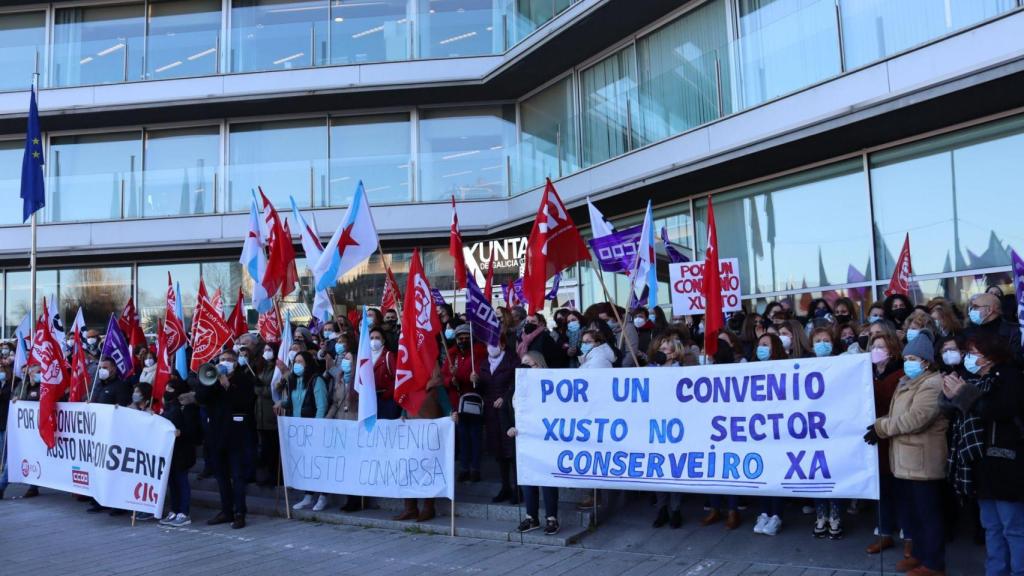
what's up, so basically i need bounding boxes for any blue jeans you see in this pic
[894,479,945,571]
[0,429,8,493]
[710,494,739,511]
[457,419,482,473]
[760,497,783,517]
[523,485,558,520]
[168,469,191,516]
[979,499,1024,576]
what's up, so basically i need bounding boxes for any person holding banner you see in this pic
[253,342,280,487]
[865,327,906,556]
[89,357,131,407]
[285,351,330,512]
[512,351,560,536]
[158,371,200,528]
[752,333,788,536]
[866,332,948,575]
[369,326,399,420]
[0,356,12,500]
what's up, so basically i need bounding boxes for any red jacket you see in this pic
[373,349,396,401]
[442,343,487,399]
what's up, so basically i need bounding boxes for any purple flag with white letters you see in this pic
[466,274,502,347]
[431,288,447,307]
[589,225,642,273]
[101,313,133,377]
[1011,248,1024,349]
[660,226,689,264]
[545,272,561,301]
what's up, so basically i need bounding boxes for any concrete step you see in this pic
[189,488,590,546]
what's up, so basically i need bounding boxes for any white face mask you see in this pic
[263,350,274,361]
[633,317,646,329]
[487,345,502,358]
[779,334,793,351]
[144,358,155,367]
[370,340,383,352]
[942,349,962,366]
[287,350,298,363]
[97,368,111,380]
[87,337,98,346]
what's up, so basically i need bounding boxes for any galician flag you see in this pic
[291,195,333,323]
[354,306,377,431]
[630,200,657,309]
[241,197,272,313]
[313,181,379,291]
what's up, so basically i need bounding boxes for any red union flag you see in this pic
[701,197,724,356]
[449,196,467,289]
[394,249,440,415]
[258,306,282,344]
[227,286,248,339]
[523,179,591,313]
[885,234,913,297]
[33,300,70,449]
[118,297,146,349]
[164,273,187,355]
[68,327,89,402]
[189,292,232,372]
[152,320,171,414]
[381,265,402,312]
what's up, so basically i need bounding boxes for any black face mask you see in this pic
[523,323,538,335]
[456,340,470,351]
[891,308,910,325]
[834,314,851,325]
[841,336,856,347]
[858,335,870,350]
[713,342,734,365]
[650,351,667,366]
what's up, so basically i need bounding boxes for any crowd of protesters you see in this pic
[0,286,1021,576]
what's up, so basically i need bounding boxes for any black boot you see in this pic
[492,487,511,503]
[652,505,669,528]
[670,509,683,529]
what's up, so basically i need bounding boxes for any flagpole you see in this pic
[592,265,640,367]
[377,243,403,318]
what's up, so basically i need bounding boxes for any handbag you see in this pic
[458,392,484,416]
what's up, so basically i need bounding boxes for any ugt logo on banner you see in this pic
[669,258,742,316]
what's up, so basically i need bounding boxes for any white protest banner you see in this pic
[278,417,455,500]
[670,258,742,316]
[6,402,175,514]
[514,354,879,499]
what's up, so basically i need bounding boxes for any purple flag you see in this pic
[101,313,133,377]
[545,272,561,301]
[589,225,642,273]
[466,274,501,347]
[1011,248,1024,349]
[431,288,447,307]
[660,226,689,264]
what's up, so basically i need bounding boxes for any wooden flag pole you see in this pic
[592,265,640,366]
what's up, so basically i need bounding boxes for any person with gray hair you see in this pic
[963,292,1021,364]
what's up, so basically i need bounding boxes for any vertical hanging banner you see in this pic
[669,258,742,316]
[6,402,175,514]
[513,355,879,499]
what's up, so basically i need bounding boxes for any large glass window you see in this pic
[136,127,220,218]
[146,0,221,80]
[871,116,1024,279]
[330,0,411,65]
[417,0,499,59]
[4,270,57,338]
[696,160,872,295]
[418,106,515,201]
[636,0,728,145]
[228,118,327,211]
[329,114,410,206]
[511,0,573,45]
[231,0,329,73]
[733,0,841,111]
[581,46,639,167]
[519,77,578,191]
[0,140,23,225]
[58,266,133,332]
[840,0,1015,70]
[48,131,143,223]
[0,11,46,92]
[52,4,146,87]
[138,262,200,333]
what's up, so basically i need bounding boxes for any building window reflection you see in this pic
[228,118,328,211]
[0,11,46,92]
[328,114,411,206]
[418,106,515,201]
[230,0,329,73]
[520,76,578,190]
[48,131,143,223]
[136,126,220,218]
[330,0,411,65]
[0,140,24,226]
[52,4,146,87]
[146,0,221,80]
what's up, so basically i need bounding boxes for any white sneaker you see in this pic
[753,513,769,534]
[293,495,314,510]
[169,513,192,527]
[312,495,328,511]
[159,511,176,525]
[762,515,782,536]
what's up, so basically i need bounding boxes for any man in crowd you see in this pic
[963,292,1021,362]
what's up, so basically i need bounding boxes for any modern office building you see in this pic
[0,0,1022,336]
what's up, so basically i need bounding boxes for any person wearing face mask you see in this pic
[89,357,131,407]
[935,336,966,377]
[285,351,330,513]
[963,292,1022,364]
[778,320,811,359]
[0,352,13,500]
[837,323,863,355]
[472,335,518,503]
[562,312,585,368]
[864,331,948,576]
[380,309,401,351]
[940,333,1024,576]
[926,299,963,340]
[631,308,654,357]
[902,309,936,346]
[196,348,256,529]
[865,330,906,557]
[831,297,857,327]
[510,352,561,536]
[324,333,360,513]
[516,313,567,369]
[129,383,153,411]
[444,324,487,483]
[253,343,280,487]
[138,349,158,386]
[883,294,914,336]
[578,330,615,369]
[751,334,787,536]
[158,371,200,527]
[807,330,846,539]
[368,327,399,420]
[12,365,43,499]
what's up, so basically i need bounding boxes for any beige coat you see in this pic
[874,370,948,481]
[326,370,356,421]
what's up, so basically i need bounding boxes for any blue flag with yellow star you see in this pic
[21,87,45,222]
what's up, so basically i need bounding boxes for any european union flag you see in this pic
[21,87,45,222]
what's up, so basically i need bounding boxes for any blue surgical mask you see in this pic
[906,329,920,342]
[606,320,619,330]
[340,359,352,373]
[813,342,833,357]
[567,320,580,332]
[964,353,983,374]
[444,328,456,340]
[756,345,771,361]
[903,360,924,379]
[335,342,346,356]
[968,309,983,325]
[868,315,882,324]
[292,363,305,377]
[323,331,336,341]
[580,343,594,356]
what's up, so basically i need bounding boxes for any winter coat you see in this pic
[161,386,201,473]
[875,370,948,481]
[479,351,517,459]
[580,343,615,369]
[873,361,903,477]
[326,366,356,421]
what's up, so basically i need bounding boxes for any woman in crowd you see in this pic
[884,294,913,335]
[326,331,360,512]
[867,302,886,325]
[865,327,905,556]
[865,332,948,576]
[284,351,330,512]
[651,337,687,529]
[159,371,200,528]
[903,310,936,343]
[763,301,787,328]
[562,310,585,368]
[832,297,858,326]
[752,333,787,536]
[778,319,811,359]
[369,326,399,420]
[928,299,963,338]
[936,335,966,377]
[475,335,518,503]
[651,306,669,335]
[837,323,862,354]
[578,329,615,369]
[631,307,655,356]
[941,333,1024,576]
[253,342,280,487]
[739,313,765,359]
[808,327,845,539]
[512,351,560,536]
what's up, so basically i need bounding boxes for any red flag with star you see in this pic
[449,196,467,289]
[701,197,724,356]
